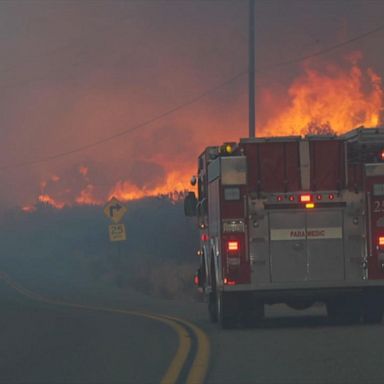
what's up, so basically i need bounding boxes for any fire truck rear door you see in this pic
[269,211,307,282]
[306,209,344,281]
[269,209,344,283]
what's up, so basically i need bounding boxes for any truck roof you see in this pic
[239,127,384,144]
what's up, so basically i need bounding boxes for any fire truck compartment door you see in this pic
[269,210,344,283]
[306,210,344,281]
[269,212,307,282]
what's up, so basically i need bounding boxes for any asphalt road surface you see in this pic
[0,281,178,384]
[2,274,384,384]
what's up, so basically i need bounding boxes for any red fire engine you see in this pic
[185,127,384,328]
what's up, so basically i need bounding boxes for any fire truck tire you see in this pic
[208,292,218,323]
[218,292,237,329]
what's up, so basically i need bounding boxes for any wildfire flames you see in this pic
[22,52,384,211]
[259,52,383,136]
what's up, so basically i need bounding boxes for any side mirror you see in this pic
[184,191,197,217]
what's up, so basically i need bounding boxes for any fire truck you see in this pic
[184,127,384,328]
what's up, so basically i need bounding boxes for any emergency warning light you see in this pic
[300,194,312,203]
[220,142,236,155]
[227,241,239,252]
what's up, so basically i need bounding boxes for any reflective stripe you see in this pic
[270,227,342,241]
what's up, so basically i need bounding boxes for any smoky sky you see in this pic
[0,0,384,209]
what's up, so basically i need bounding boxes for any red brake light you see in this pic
[201,233,209,241]
[227,241,239,252]
[288,195,295,201]
[276,195,284,201]
[379,236,384,248]
[328,194,335,200]
[194,274,199,286]
[316,194,322,200]
[300,194,312,203]
[381,150,384,161]
[223,277,236,286]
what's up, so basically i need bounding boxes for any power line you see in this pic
[0,72,246,172]
[261,24,384,70]
[1,22,383,171]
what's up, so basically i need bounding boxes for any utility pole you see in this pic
[249,0,256,138]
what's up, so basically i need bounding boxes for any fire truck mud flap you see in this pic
[217,292,238,329]
[217,292,264,329]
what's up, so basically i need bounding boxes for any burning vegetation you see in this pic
[259,52,383,136]
[22,52,384,210]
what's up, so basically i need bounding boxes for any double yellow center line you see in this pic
[0,272,210,384]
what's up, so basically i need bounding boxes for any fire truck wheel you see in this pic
[218,292,237,329]
[208,292,218,323]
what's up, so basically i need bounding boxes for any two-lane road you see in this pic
[3,273,384,384]
[206,306,384,384]
[0,275,209,384]
[0,282,181,383]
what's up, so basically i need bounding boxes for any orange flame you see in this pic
[21,205,36,213]
[75,185,102,205]
[108,171,191,202]
[260,53,383,136]
[22,53,384,211]
[38,194,65,209]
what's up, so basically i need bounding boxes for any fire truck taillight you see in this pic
[201,233,209,242]
[227,241,239,252]
[299,194,312,203]
[223,277,236,286]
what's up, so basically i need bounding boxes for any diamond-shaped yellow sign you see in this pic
[103,197,127,223]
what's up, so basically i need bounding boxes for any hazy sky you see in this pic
[0,0,383,209]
